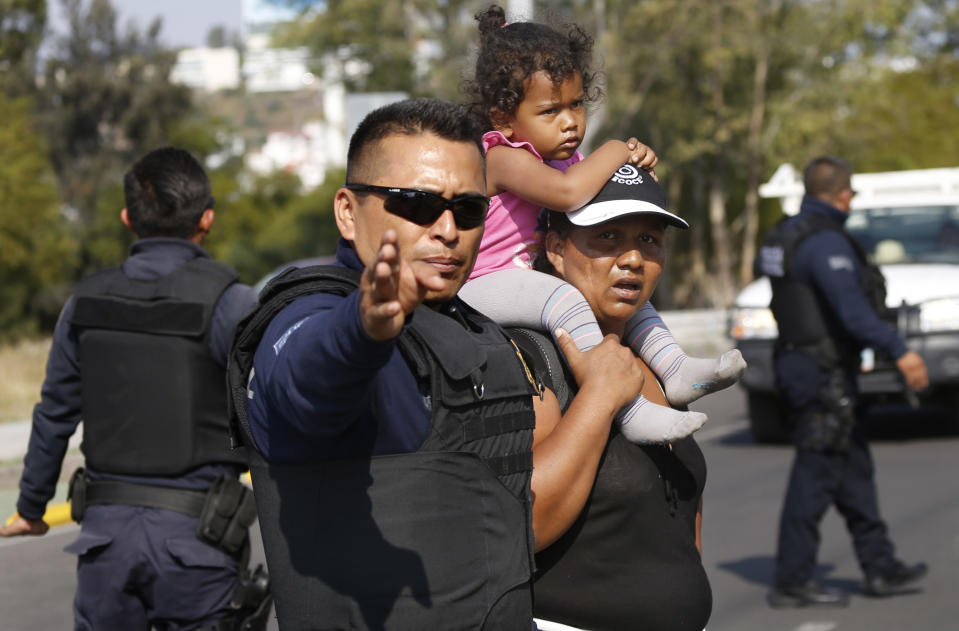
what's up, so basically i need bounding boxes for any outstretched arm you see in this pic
[250,232,447,451]
[487,139,657,212]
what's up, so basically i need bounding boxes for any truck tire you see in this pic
[747,391,790,444]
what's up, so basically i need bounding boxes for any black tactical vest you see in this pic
[755,211,888,366]
[69,256,247,475]
[228,265,538,631]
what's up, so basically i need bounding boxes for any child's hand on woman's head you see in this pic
[625,138,659,182]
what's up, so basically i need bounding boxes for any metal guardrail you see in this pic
[660,309,733,356]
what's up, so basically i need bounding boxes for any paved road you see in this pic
[1,385,956,630]
[0,521,277,631]
[691,386,959,631]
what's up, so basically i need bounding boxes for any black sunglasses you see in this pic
[344,184,489,229]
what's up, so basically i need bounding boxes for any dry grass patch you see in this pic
[0,338,49,423]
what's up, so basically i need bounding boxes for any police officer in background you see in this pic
[757,155,930,608]
[0,147,270,630]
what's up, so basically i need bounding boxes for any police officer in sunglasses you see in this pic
[228,98,644,630]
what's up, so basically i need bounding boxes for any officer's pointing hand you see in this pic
[360,230,444,341]
[0,514,49,537]
[896,350,929,392]
[554,329,645,412]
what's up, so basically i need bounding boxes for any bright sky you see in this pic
[47,0,298,48]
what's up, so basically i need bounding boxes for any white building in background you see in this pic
[171,37,312,94]
[243,46,315,93]
[170,47,241,92]
[245,84,345,191]
[245,122,329,190]
[244,87,408,190]
[344,92,409,145]
[243,32,315,93]
[172,29,408,191]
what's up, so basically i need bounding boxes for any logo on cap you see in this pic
[611,164,644,186]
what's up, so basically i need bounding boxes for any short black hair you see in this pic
[346,98,485,183]
[803,155,853,199]
[465,4,598,129]
[123,147,212,239]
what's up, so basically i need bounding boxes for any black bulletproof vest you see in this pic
[70,257,247,475]
[228,265,538,631]
[755,211,888,365]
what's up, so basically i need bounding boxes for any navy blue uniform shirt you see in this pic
[246,240,433,464]
[16,239,257,521]
[775,196,908,408]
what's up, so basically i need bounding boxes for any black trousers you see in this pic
[774,420,896,587]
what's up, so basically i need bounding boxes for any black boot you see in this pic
[768,581,850,608]
[864,560,928,597]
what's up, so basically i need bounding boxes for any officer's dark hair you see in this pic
[346,98,485,183]
[465,4,599,130]
[803,155,853,200]
[123,147,212,239]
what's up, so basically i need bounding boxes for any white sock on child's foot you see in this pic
[615,394,708,444]
[625,304,747,407]
[661,349,747,407]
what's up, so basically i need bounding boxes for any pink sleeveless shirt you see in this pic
[470,131,583,280]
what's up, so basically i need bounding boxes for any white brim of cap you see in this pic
[567,199,689,229]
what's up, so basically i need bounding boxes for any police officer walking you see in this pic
[0,147,270,630]
[757,156,930,608]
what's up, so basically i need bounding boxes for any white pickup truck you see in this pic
[729,164,959,442]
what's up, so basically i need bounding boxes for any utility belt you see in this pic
[795,368,857,453]
[68,468,257,558]
[776,338,858,453]
[68,468,273,630]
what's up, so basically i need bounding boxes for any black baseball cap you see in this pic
[567,164,689,229]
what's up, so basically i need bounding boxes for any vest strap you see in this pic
[228,265,361,452]
[462,411,535,443]
[485,451,534,477]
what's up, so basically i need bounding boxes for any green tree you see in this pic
[270,0,483,98]
[594,0,937,306]
[207,25,227,48]
[204,166,344,285]
[275,0,416,93]
[244,0,959,309]
[0,96,78,338]
[0,0,46,97]
[36,0,210,274]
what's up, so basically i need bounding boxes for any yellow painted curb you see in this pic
[44,502,74,527]
[4,501,74,528]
